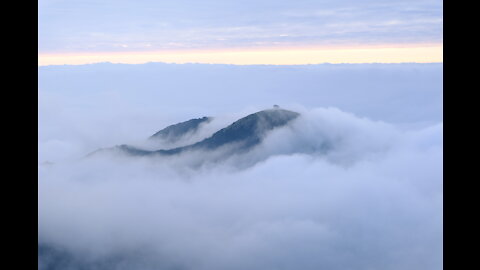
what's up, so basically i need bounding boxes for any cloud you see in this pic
[38,112,442,269]
[39,0,442,53]
[38,63,442,269]
[38,63,443,159]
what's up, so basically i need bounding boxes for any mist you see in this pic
[38,63,442,270]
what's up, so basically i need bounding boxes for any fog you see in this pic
[38,63,442,270]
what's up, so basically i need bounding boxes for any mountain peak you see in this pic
[149,116,212,142]
[191,108,299,152]
[91,108,300,159]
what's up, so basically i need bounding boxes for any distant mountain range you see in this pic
[90,107,300,158]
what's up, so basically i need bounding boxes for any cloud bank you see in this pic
[38,63,442,270]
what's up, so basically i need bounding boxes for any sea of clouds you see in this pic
[38,63,443,270]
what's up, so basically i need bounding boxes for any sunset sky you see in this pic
[39,0,443,65]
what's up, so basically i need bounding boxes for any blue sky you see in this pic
[39,0,443,54]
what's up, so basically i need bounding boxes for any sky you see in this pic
[38,0,443,65]
[38,63,443,269]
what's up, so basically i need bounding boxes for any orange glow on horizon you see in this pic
[38,44,443,66]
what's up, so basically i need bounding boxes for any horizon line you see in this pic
[38,44,443,66]
[38,61,444,68]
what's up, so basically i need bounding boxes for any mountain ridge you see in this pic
[92,108,300,158]
[149,116,212,143]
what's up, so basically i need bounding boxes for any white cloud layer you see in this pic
[38,63,442,269]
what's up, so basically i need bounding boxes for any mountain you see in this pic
[94,108,300,158]
[149,116,212,143]
[187,108,299,152]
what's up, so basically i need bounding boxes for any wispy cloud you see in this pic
[39,0,442,54]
